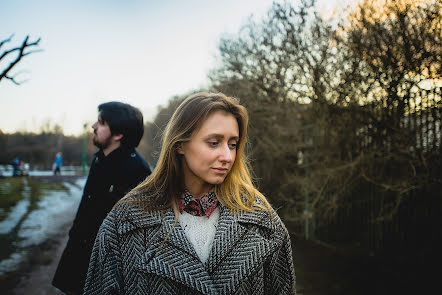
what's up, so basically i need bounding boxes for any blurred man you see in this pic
[52,102,151,294]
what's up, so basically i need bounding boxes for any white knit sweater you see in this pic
[178,207,220,264]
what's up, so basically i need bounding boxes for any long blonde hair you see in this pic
[124,92,271,216]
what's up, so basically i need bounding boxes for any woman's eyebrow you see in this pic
[204,133,239,141]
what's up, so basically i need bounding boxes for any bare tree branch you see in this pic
[0,35,42,85]
[0,34,14,51]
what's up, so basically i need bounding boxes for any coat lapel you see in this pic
[128,203,278,295]
[135,209,215,294]
[161,210,200,258]
[206,204,247,273]
[207,204,279,293]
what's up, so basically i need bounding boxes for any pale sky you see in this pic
[1,0,344,135]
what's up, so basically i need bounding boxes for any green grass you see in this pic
[0,178,26,221]
[27,178,68,212]
[0,177,68,222]
[33,179,69,192]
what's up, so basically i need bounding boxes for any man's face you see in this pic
[92,115,112,150]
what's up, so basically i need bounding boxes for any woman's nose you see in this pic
[219,144,233,162]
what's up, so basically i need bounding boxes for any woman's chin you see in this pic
[207,177,227,185]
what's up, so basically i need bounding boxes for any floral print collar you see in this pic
[178,190,218,218]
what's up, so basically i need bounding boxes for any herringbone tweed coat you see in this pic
[83,198,296,295]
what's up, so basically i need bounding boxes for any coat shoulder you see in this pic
[235,197,290,243]
[256,196,287,228]
[106,194,163,235]
[120,150,151,175]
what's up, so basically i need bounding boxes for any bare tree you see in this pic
[0,34,41,85]
[209,0,441,226]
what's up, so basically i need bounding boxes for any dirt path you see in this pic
[9,175,82,295]
[11,215,71,295]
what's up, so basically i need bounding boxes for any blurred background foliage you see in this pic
[0,124,96,169]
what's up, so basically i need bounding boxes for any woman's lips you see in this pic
[212,167,228,173]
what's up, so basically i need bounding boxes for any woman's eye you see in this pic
[228,143,237,149]
[208,142,219,147]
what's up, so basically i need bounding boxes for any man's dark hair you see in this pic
[98,101,144,149]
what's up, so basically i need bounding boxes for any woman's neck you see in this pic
[185,182,214,198]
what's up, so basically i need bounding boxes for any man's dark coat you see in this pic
[52,147,151,294]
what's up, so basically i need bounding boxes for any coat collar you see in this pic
[116,200,276,235]
[94,147,135,166]
[117,201,278,294]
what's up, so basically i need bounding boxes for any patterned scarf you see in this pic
[178,191,218,218]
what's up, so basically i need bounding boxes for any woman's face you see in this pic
[178,110,239,196]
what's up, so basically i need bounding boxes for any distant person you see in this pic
[12,156,21,176]
[83,93,295,294]
[52,102,152,295]
[21,161,29,176]
[53,152,62,175]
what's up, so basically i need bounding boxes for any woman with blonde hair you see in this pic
[83,92,295,295]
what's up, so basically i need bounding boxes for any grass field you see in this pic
[0,177,68,220]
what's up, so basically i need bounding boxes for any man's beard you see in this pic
[93,134,112,150]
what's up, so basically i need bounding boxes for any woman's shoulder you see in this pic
[112,190,158,214]
[100,199,137,230]
[234,196,288,233]
[105,193,165,234]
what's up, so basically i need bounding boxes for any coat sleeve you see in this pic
[266,223,296,295]
[83,213,123,295]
